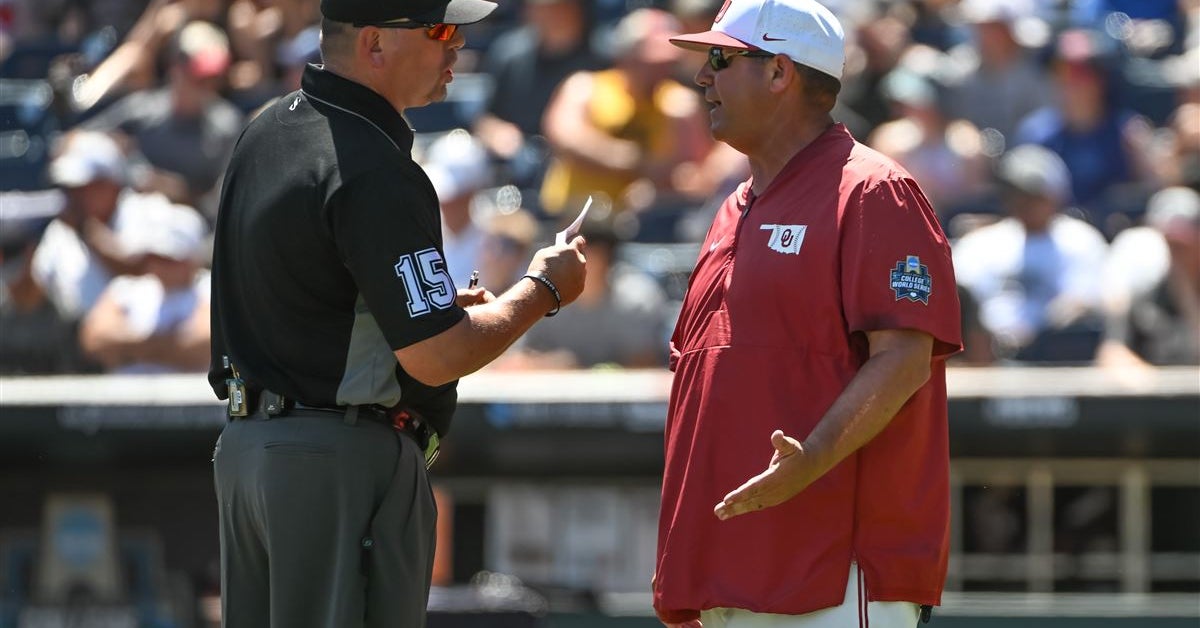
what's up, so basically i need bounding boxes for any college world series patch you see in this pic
[890,255,933,304]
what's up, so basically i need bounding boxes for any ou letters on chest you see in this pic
[759,224,807,255]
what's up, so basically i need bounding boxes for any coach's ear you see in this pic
[766,55,793,93]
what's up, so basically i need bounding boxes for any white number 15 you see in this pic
[394,248,455,317]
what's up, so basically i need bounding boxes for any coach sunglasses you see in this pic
[353,19,459,41]
[708,46,775,71]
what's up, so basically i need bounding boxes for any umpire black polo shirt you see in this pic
[208,65,466,435]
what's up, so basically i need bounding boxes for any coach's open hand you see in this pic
[714,430,826,520]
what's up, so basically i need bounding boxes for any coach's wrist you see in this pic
[799,436,835,474]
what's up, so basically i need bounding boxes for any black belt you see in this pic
[231,389,440,468]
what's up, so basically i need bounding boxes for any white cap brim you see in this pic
[48,157,95,187]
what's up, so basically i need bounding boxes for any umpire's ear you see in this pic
[360,27,385,68]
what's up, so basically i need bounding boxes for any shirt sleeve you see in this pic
[840,176,963,359]
[1058,222,1109,305]
[329,165,465,351]
[29,230,54,288]
[79,93,141,134]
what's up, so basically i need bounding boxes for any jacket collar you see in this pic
[301,64,415,154]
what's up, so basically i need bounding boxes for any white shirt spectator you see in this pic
[441,222,485,287]
[30,190,174,320]
[953,214,1108,347]
[423,129,493,285]
[104,271,211,375]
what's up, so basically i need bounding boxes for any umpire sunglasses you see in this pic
[353,19,459,41]
[708,46,775,71]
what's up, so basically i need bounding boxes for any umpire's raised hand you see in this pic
[526,236,588,308]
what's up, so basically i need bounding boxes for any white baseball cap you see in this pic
[423,129,491,202]
[669,0,845,80]
[48,131,128,188]
[125,203,207,262]
[959,0,1034,25]
[1146,186,1200,232]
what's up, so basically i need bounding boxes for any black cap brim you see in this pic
[413,0,497,24]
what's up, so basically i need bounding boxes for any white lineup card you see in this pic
[555,196,593,245]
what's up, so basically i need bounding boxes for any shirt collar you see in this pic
[300,64,415,154]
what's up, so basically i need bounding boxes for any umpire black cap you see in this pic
[321,0,497,26]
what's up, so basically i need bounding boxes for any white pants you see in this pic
[699,563,919,628]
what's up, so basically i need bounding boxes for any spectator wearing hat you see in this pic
[82,20,244,216]
[79,202,211,373]
[1097,186,1200,367]
[953,144,1109,361]
[29,130,174,324]
[421,128,494,284]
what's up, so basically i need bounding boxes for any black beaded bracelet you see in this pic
[523,272,561,317]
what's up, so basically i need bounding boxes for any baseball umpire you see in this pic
[207,0,587,625]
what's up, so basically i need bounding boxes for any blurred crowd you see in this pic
[0,0,1197,375]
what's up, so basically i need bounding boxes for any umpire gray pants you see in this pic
[213,411,436,628]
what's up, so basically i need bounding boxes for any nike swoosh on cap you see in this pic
[762,34,786,41]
